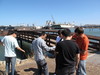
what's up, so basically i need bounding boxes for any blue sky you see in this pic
[0,0,100,26]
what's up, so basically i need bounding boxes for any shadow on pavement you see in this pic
[24,68,37,75]
[49,72,55,75]
[24,68,55,75]
[15,71,20,75]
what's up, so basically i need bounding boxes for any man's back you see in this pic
[1,36,19,57]
[73,34,89,60]
[56,40,80,68]
[32,37,55,61]
[32,37,45,61]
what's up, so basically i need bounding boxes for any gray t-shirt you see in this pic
[1,36,19,57]
[32,37,55,61]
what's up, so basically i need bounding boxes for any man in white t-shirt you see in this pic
[56,30,63,43]
[0,31,25,75]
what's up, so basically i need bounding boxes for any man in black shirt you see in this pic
[55,29,80,75]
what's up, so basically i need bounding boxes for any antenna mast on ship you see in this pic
[51,15,56,25]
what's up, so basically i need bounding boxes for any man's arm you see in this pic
[75,53,80,69]
[14,38,25,53]
[80,49,87,55]
[81,38,89,55]
[0,42,3,45]
[55,43,60,54]
[16,47,25,53]
[42,40,55,51]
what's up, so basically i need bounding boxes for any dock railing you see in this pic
[17,29,100,51]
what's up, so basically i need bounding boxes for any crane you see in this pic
[51,15,56,25]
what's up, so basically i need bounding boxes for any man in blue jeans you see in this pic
[0,31,25,75]
[32,31,55,75]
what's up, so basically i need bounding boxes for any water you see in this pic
[0,28,100,60]
[0,37,5,61]
[70,28,100,36]
[84,28,100,36]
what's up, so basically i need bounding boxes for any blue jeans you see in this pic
[5,57,16,75]
[76,60,86,75]
[36,59,49,75]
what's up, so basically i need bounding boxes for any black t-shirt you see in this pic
[55,40,80,69]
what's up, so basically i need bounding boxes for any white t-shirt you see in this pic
[1,36,19,57]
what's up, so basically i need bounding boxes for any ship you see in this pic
[43,19,75,29]
[51,23,75,29]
